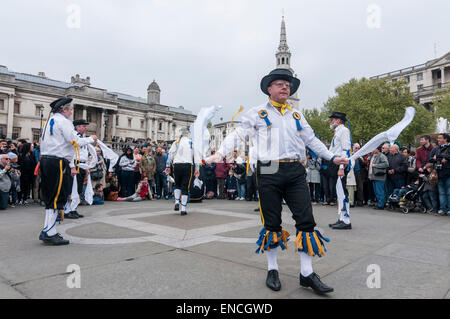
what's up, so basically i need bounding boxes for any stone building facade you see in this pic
[370,51,450,109]
[0,66,196,142]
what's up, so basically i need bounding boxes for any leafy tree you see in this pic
[322,77,434,146]
[432,84,450,120]
[302,107,333,144]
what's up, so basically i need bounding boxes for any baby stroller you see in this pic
[386,180,427,214]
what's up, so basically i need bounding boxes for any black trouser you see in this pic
[40,156,71,210]
[246,173,257,200]
[256,161,316,233]
[75,167,87,196]
[19,175,33,202]
[173,163,193,195]
[155,171,169,197]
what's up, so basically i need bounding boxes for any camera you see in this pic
[435,163,443,170]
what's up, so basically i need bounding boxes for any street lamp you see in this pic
[39,104,45,140]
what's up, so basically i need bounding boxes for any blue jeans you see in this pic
[422,190,438,213]
[237,182,246,199]
[155,171,168,197]
[0,191,9,210]
[93,197,104,205]
[386,178,405,198]
[372,180,386,208]
[437,177,450,213]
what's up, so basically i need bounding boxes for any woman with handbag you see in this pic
[368,145,389,210]
[90,148,106,187]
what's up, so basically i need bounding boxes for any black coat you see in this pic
[387,153,408,180]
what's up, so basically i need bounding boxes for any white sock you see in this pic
[300,252,313,277]
[174,189,181,204]
[342,215,351,225]
[181,195,188,211]
[44,209,58,237]
[266,247,278,271]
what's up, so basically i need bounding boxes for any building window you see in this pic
[12,127,21,140]
[159,122,162,131]
[278,58,280,65]
[0,99,4,111]
[87,111,92,123]
[140,120,144,129]
[282,57,285,64]
[32,128,41,142]
[392,78,397,82]
[417,73,423,81]
[116,116,119,126]
[0,125,6,138]
[128,118,132,128]
[417,84,424,90]
[35,104,43,117]
[14,102,20,114]
[404,76,410,83]
[286,57,289,64]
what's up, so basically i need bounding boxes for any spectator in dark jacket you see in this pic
[415,135,434,171]
[225,169,238,200]
[215,158,230,199]
[233,161,247,200]
[386,144,408,197]
[202,162,217,198]
[427,133,450,215]
[18,143,36,205]
[154,147,168,199]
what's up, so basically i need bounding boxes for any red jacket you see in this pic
[415,144,434,169]
[215,161,230,179]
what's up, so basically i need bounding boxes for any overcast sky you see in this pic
[1,0,449,123]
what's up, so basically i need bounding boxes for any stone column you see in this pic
[165,121,169,141]
[441,67,446,86]
[6,94,14,139]
[82,106,87,120]
[146,114,153,139]
[100,109,105,140]
[111,112,117,138]
[153,118,158,141]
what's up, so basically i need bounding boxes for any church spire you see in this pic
[276,13,291,68]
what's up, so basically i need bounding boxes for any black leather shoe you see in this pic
[73,211,84,218]
[266,270,281,291]
[332,222,352,230]
[42,233,70,246]
[300,273,333,295]
[373,206,384,210]
[329,220,342,228]
[64,212,79,219]
[174,203,180,211]
[181,211,187,216]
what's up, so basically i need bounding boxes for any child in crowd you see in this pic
[225,169,238,200]
[117,177,155,202]
[391,175,421,206]
[93,184,104,205]
[420,163,439,215]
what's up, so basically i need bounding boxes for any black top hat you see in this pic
[329,111,347,123]
[260,68,300,97]
[73,119,89,126]
[50,97,73,113]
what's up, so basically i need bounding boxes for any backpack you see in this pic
[90,164,104,180]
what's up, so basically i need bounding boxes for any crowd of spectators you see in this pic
[1,133,449,217]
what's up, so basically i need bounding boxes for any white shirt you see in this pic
[166,136,200,169]
[218,101,334,162]
[75,132,90,163]
[119,156,136,171]
[41,113,94,168]
[329,124,351,169]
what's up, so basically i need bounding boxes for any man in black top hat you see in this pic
[64,119,91,219]
[207,68,348,295]
[39,97,97,245]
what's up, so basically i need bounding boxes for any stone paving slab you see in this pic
[0,199,449,299]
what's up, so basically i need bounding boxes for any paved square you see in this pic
[0,200,449,299]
